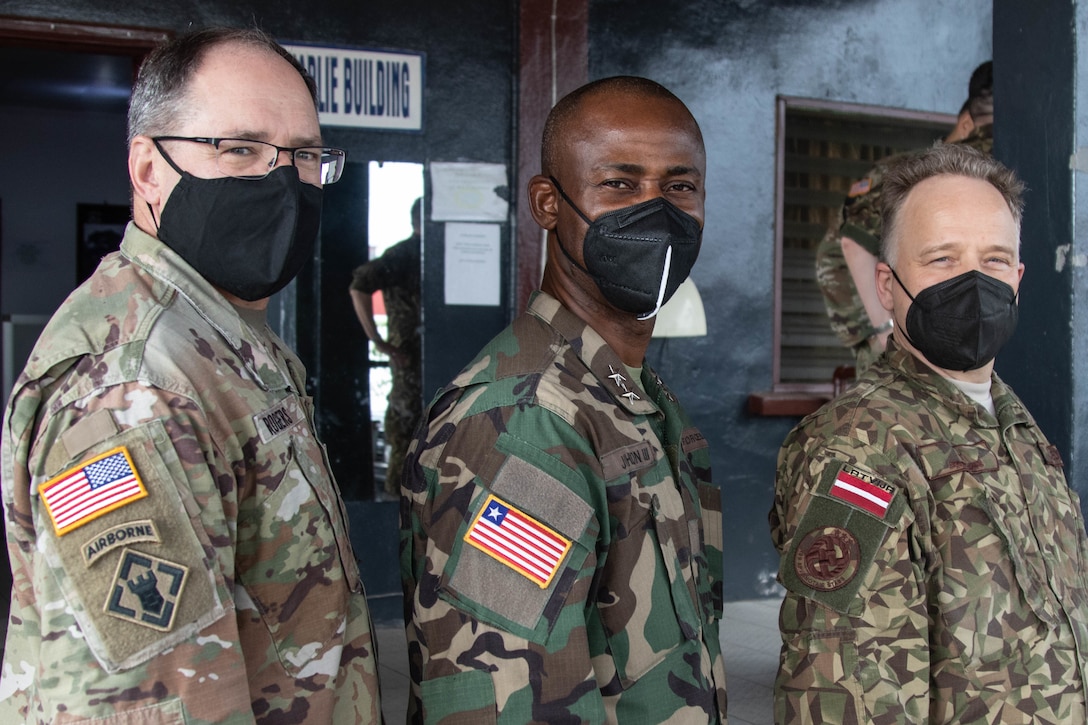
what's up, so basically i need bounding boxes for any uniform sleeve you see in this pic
[770,422,931,725]
[2,379,256,725]
[351,246,400,294]
[400,390,604,725]
[839,173,884,257]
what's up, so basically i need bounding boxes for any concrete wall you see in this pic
[589,0,993,597]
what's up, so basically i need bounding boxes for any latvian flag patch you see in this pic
[39,446,148,536]
[829,467,895,519]
[464,494,571,588]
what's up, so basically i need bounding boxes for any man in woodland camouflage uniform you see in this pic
[816,61,993,373]
[401,77,727,723]
[771,143,1088,723]
[0,28,381,723]
[350,198,423,496]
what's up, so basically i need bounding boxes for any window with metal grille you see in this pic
[772,96,954,394]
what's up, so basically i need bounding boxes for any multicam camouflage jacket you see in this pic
[400,291,727,724]
[770,339,1088,724]
[1,224,381,724]
[816,125,995,372]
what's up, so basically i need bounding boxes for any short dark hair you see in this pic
[127,27,318,145]
[966,60,993,122]
[881,142,1024,266]
[540,76,703,175]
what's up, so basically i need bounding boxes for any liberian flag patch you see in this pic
[829,467,895,519]
[38,446,148,536]
[464,494,571,588]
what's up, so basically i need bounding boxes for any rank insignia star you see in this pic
[608,365,640,401]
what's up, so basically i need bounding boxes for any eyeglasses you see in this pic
[152,136,347,185]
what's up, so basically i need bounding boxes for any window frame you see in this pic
[770,95,956,395]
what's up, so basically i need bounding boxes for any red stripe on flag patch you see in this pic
[829,469,893,519]
[38,446,148,536]
[464,494,571,588]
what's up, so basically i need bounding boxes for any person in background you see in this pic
[350,198,423,497]
[817,61,993,374]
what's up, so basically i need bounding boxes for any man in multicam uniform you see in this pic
[771,143,1088,723]
[0,28,381,724]
[350,198,423,497]
[816,61,993,373]
[401,77,727,723]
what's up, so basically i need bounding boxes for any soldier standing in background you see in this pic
[817,61,993,373]
[0,28,381,723]
[400,76,727,723]
[350,197,423,497]
[772,143,1088,723]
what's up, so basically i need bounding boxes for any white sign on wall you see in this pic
[283,43,424,131]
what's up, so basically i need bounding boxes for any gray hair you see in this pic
[881,142,1024,266]
[127,27,318,144]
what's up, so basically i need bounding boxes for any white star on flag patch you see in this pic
[464,494,571,588]
[38,446,148,536]
[829,468,894,519]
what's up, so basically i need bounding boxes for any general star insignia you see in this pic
[608,365,640,402]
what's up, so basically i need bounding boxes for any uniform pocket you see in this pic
[421,670,497,725]
[597,487,685,687]
[235,437,351,676]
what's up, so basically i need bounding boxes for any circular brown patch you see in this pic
[794,526,861,591]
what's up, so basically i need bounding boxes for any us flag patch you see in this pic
[39,447,148,536]
[829,468,894,519]
[848,178,872,197]
[464,494,571,588]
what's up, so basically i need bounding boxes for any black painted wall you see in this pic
[993,1,1088,500]
[588,0,992,598]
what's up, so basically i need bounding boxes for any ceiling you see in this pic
[0,45,134,113]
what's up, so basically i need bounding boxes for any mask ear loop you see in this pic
[888,267,924,351]
[548,176,598,279]
[637,245,671,320]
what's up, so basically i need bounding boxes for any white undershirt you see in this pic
[947,376,995,416]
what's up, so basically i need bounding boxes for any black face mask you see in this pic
[549,177,702,319]
[153,143,322,302]
[893,269,1019,371]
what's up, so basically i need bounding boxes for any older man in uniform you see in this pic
[401,76,727,723]
[771,143,1088,723]
[0,28,381,723]
[817,61,994,373]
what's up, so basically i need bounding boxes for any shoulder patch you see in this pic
[779,459,906,613]
[105,548,189,631]
[464,494,571,588]
[38,446,148,536]
[827,464,896,520]
[83,519,160,567]
[793,526,860,592]
[848,177,872,197]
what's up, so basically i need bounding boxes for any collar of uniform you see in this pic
[120,224,289,392]
[884,337,1029,428]
[526,291,658,416]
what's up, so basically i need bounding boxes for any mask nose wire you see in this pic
[637,245,672,321]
